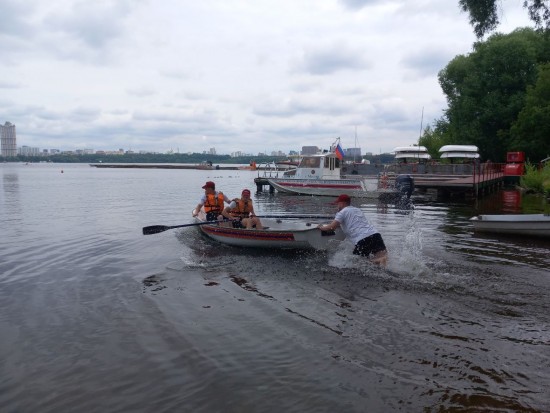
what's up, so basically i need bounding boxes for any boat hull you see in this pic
[470,214,550,237]
[267,177,398,198]
[198,217,345,249]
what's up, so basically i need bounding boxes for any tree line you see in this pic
[420,27,550,163]
[0,153,283,165]
[420,2,550,163]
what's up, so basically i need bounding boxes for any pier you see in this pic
[255,163,506,199]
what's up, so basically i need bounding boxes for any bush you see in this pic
[520,162,550,195]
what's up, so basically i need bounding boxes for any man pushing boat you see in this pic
[318,194,388,267]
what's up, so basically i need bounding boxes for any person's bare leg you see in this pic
[253,217,263,229]
[370,250,388,267]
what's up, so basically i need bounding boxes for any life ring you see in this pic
[311,170,315,174]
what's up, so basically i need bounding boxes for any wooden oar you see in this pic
[143,220,223,235]
[255,214,333,219]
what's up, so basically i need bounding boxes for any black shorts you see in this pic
[206,211,220,221]
[232,219,244,228]
[353,233,386,257]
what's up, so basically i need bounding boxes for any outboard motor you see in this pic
[395,174,414,199]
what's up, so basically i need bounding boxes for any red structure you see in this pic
[504,151,525,176]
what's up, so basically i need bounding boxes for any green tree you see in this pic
[459,0,550,38]
[438,28,543,161]
[510,63,550,160]
[419,123,450,159]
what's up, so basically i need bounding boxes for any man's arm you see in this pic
[192,203,203,217]
[318,219,340,231]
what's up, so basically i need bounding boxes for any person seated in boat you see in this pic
[318,194,388,267]
[193,181,231,222]
[222,189,264,230]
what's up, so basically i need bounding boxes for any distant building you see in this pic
[301,146,319,155]
[1,121,17,157]
[18,145,41,156]
[209,147,216,155]
[344,147,361,159]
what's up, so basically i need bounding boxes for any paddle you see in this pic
[255,214,333,219]
[143,220,224,235]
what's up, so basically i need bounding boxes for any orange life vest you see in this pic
[204,192,225,213]
[230,199,251,218]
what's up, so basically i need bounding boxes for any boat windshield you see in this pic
[299,157,321,168]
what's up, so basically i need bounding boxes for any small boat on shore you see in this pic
[392,146,431,161]
[194,210,345,250]
[439,145,480,159]
[470,214,550,238]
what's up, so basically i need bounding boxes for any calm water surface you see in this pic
[1,163,549,412]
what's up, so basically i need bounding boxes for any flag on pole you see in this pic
[334,144,344,160]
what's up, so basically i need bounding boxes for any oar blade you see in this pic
[142,225,171,235]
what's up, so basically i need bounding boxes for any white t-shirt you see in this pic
[334,205,377,244]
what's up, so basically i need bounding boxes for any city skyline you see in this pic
[1,121,369,157]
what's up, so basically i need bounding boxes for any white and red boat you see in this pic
[193,210,344,250]
[267,151,400,199]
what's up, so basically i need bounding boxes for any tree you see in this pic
[438,28,543,161]
[510,63,550,160]
[459,0,550,38]
[419,123,450,159]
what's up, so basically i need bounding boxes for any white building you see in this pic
[1,121,17,157]
[19,145,41,156]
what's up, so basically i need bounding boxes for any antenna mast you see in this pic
[418,107,424,143]
[353,126,358,163]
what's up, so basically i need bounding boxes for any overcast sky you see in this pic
[0,0,532,155]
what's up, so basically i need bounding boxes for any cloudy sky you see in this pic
[0,0,531,155]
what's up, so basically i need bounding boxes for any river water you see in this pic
[1,163,549,412]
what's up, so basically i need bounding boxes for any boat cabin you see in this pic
[294,153,341,179]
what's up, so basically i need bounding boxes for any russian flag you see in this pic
[335,144,344,160]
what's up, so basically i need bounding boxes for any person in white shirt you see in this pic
[318,194,388,267]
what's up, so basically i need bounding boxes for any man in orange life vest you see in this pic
[192,181,231,222]
[222,189,263,229]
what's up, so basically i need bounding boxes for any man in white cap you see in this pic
[222,189,263,229]
[318,194,388,266]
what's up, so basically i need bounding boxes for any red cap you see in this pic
[242,189,251,195]
[202,181,215,189]
[331,194,351,204]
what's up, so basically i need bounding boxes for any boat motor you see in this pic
[395,174,414,199]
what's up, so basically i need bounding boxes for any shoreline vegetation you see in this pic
[520,162,550,196]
